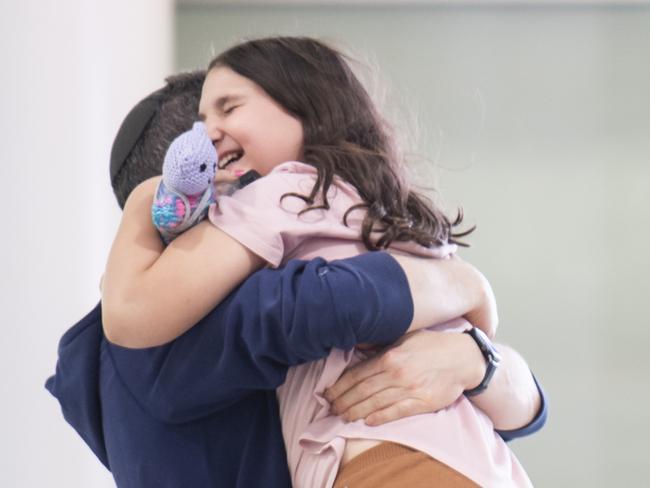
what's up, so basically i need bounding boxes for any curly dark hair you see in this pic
[210,37,472,249]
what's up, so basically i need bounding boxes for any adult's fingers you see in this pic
[365,399,433,426]
[339,387,408,422]
[329,372,395,415]
[324,354,384,402]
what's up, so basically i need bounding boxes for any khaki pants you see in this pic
[333,442,480,488]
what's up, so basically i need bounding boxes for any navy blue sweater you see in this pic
[46,253,546,487]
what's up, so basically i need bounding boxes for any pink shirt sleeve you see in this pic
[208,161,457,267]
[208,162,363,267]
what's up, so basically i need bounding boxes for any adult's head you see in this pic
[203,36,470,249]
[110,70,206,208]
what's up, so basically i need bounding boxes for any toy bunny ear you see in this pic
[162,120,218,196]
[192,121,207,132]
[190,120,215,155]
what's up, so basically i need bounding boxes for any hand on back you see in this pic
[324,329,485,425]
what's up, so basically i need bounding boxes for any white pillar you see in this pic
[0,1,173,486]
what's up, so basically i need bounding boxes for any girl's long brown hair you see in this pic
[210,37,473,250]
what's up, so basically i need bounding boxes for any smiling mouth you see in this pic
[219,151,244,169]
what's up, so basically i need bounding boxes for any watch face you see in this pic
[473,326,489,343]
[469,327,501,363]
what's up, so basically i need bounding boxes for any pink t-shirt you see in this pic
[209,161,531,488]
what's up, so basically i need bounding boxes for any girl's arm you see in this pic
[394,253,498,338]
[101,177,265,348]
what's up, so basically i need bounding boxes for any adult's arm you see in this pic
[45,252,411,463]
[106,253,411,423]
[325,329,547,440]
[106,252,493,424]
[470,343,547,440]
[326,253,546,439]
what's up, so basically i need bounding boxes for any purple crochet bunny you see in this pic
[151,121,218,244]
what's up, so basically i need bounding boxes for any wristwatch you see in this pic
[463,327,502,396]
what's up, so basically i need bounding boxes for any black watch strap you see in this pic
[463,327,502,397]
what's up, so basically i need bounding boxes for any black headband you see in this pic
[109,89,165,183]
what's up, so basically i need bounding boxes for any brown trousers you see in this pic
[333,442,480,488]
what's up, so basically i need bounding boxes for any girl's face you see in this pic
[199,66,304,178]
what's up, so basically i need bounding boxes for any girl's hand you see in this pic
[215,170,238,184]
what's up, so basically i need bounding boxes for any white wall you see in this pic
[0,1,173,486]
[3,2,647,487]
[175,3,650,487]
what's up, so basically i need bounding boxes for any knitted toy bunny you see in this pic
[151,121,217,244]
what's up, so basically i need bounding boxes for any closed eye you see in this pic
[223,105,240,115]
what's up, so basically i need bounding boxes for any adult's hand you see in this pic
[324,329,484,426]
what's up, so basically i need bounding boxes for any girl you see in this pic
[102,37,530,487]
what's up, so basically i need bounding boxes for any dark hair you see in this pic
[210,37,472,250]
[110,70,206,208]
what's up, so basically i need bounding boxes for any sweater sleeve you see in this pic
[106,252,413,423]
[44,304,110,469]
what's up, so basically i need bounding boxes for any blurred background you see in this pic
[1,1,648,486]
